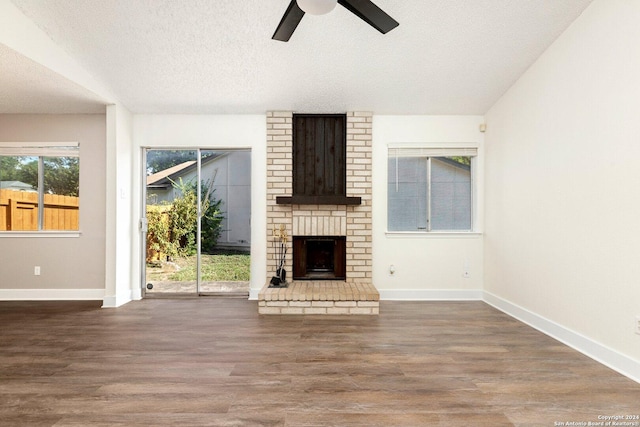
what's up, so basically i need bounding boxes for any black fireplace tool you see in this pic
[269,225,288,288]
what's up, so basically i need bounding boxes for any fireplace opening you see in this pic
[293,236,346,280]
[307,240,334,272]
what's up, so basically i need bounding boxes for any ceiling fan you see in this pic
[272,0,399,42]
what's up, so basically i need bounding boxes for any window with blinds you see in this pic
[0,143,80,232]
[388,146,476,232]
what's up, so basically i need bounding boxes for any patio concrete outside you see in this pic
[145,280,249,295]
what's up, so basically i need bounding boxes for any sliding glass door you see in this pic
[142,148,251,297]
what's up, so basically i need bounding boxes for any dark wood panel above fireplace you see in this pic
[276,114,361,206]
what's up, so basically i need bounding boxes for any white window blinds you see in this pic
[388,146,477,158]
[0,142,79,157]
[388,146,476,232]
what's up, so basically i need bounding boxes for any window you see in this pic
[0,143,79,231]
[388,147,476,232]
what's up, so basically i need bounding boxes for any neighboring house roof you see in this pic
[146,153,225,189]
[146,160,196,187]
[0,181,36,192]
[435,157,471,172]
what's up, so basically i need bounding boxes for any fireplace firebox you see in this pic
[293,236,346,280]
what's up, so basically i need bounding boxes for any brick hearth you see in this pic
[258,281,379,315]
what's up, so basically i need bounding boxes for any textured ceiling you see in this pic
[0,44,106,114]
[6,0,594,114]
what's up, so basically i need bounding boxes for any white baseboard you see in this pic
[483,291,640,384]
[102,290,133,308]
[0,288,104,301]
[250,288,483,301]
[378,289,483,301]
[249,288,260,300]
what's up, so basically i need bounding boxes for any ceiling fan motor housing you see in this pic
[272,0,399,42]
[297,0,338,15]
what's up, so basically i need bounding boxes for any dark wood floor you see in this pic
[0,299,638,426]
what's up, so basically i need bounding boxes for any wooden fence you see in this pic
[146,205,171,262]
[0,189,79,231]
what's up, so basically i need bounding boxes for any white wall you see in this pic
[484,0,640,376]
[372,116,485,299]
[132,115,266,296]
[0,114,106,299]
[103,104,135,307]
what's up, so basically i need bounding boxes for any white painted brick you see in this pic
[304,307,327,314]
[357,301,379,307]
[352,146,371,152]
[349,307,373,314]
[313,205,339,212]
[271,111,293,118]
[311,301,335,307]
[271,135,293,141]
[289,301,312,307]
[281,307,305,314]
[267,300,290,308]
[334,301,357,307]
[271,155,291,165]
[352,158,369,164]
[272,123,292,129]
[353,122,372,128]
[259,307,282,314]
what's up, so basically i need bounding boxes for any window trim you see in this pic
[387,144,478,234]
[0,142,80,234]
[0,231,81,238]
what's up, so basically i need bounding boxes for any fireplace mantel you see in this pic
[275,195,361,205]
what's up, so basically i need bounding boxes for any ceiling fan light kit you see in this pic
[272,0,399,42]
[297,0,338,15]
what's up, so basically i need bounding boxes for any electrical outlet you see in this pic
[635,316,640,335]
[34,266,41,276]
[462,259,470,278]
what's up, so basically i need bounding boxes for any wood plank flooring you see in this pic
[0,299,639,426]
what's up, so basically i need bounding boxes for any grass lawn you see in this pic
[146,249,250,282]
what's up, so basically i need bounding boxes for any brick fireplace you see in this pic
[259,111,379,314]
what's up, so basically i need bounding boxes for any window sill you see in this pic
[385,231,482,238]
[0,231,81,238]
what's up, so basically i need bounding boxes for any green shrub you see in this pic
[166,177,224,257]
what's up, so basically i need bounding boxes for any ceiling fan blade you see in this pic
[337,0,399,34]
[272,0,306,42]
